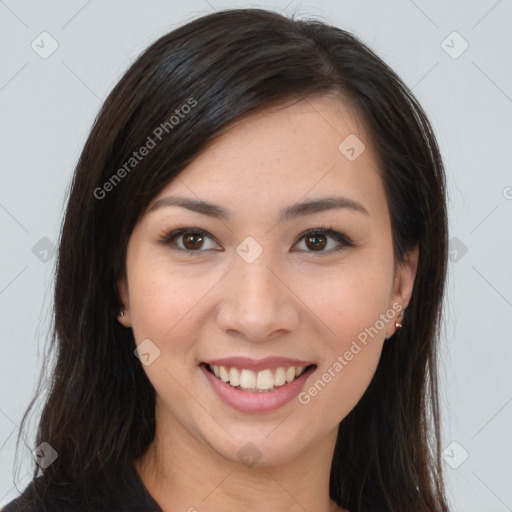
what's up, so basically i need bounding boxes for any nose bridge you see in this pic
[217,245,300,340]
[233,245,281,309]
[232,232,279,290]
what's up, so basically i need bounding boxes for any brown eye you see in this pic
[182,232,205,250]
[304,233,327,251]
[294,228,354,253]
[159,228,221,254]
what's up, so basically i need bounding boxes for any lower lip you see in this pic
[200,364,315,413]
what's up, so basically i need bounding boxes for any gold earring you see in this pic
[395,321,402,329]
[119,310,125,317]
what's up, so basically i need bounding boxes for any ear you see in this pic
[385,244,419,339]
[117,277,132,328]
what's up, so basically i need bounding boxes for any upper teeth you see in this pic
[208,364,307,392]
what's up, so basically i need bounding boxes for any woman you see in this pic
[4,7,449,512]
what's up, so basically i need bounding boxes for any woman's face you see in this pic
[118,95,418,468]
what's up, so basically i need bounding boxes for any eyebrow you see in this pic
[147,195,369,220]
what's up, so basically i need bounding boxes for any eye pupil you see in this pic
[183,233,204,250]
[306,234,327,251]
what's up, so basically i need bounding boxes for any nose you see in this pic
[216,253,301,342]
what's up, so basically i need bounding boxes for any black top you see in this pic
[2,464,162,512]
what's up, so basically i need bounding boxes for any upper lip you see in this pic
[202,357,316,371]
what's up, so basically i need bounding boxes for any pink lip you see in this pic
[203,356,315,371]
[200,363,316,414]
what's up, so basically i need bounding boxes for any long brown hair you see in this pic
[13,8,449,511]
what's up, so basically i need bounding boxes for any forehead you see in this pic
[148,95,386,220]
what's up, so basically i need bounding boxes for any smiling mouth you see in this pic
[201,362,317,393]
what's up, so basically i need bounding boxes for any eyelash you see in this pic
[156,225,355,256]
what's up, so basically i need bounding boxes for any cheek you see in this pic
[300,301,386,422]
[127,267,201,396]
[308,258,392,333]
[302,345,383,424]
[297,262,390,414]
[127,253,205,342]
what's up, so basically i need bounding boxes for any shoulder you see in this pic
[2,476,46,512]
[1,474,90,512]
[1,464,161,512]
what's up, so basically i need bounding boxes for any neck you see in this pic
[134,408,344,512]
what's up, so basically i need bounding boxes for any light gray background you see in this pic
[1,1,511,510]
